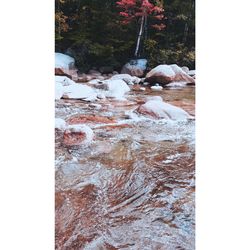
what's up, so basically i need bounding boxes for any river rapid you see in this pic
[55,86,195,250]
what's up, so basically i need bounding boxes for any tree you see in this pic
[116,0,166,58]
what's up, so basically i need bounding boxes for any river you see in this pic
[55,85,195,250]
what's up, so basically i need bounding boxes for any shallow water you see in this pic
[55,86,195,250]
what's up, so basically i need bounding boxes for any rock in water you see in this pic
[63,84,97,101]
[136,99,190,120]
[111,74,141,85]
[55,53,75,69]
[55,53,78,80]
[121,59,147,77]
[145,64,195,85]
[104,79,130,100]
[145,65,175,84]
[170,64,195,84]
[63,124,94,146]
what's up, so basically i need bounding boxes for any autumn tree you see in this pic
[116,0,166,58]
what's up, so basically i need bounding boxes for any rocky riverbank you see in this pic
[55,53,195,249]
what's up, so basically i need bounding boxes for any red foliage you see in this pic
[116,0,166,30]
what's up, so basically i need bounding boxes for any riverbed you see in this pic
[55,86,195,250]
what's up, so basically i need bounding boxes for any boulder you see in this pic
[63,84,97,101]
[145,64,195,85]
[55,75,76,101]
[55,53,78,79]
[55,52,75,70]
[121,59,147,77]
[170,64,195,83]
[63,124,94,146]
[103,79,130,100]
[145,65,175,84]
[136,98,190,120]
[111,74,141,85]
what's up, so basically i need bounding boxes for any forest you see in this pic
[55,0,195,72]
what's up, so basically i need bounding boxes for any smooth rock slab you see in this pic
[136,99,190,120]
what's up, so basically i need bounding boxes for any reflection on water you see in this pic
[55,87,195,250]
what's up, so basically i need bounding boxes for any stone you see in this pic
[136,99,190,120]
[55,53,78,79]
[121,59,147,77]
[145,64,195,85]
[103,79,130,100]
[170,64,195,84]
[110,74,141,85]
[55,68,73,79]
[63,84,97,100]
[55,53,75,70]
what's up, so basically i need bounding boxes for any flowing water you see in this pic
[55,86,195,250]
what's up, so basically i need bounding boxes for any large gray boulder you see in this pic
[121,59,147,77]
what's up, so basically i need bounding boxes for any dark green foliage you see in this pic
[55,0,195,72]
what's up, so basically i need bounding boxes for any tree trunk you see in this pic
[134,15,145,58]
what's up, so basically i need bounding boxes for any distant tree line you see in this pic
[55,0,195,72]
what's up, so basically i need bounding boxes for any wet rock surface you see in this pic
[55,85,195,250]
